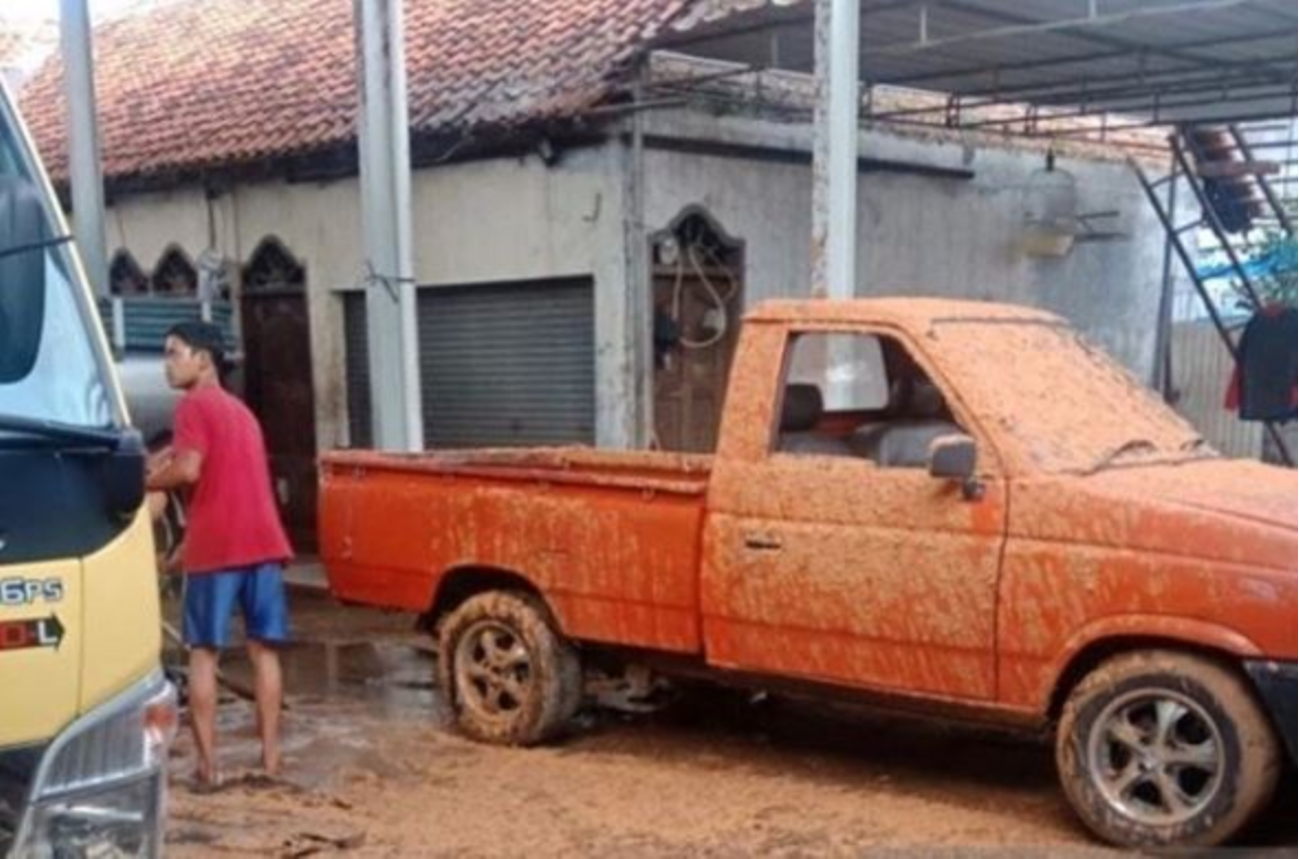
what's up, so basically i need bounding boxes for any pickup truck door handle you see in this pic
[743,533,784,551]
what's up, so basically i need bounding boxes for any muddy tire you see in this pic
[1056,650,1280,848]
[437,591,582,746]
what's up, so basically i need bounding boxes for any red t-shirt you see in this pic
[172,385,293,574]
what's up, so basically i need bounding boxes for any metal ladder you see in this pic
[1131,122,1296,467]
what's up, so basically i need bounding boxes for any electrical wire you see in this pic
[670,239,738,350]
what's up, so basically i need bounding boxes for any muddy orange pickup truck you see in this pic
[321,299,1296,848]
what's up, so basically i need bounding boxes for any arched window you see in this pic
[108,249,148,296]
[657,208,744,271]
[152,246,198,296]
[243,237,305,292]
[649,206,746,454]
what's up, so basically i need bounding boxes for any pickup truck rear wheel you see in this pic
[437,591,582,746]
[1057,650,1280,848]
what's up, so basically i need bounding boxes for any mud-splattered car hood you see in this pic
[1013,457,1297,576]
[1085,458,1297,533]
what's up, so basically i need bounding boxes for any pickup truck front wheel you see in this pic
[437,591,582,746]
[1057,650,1281,848]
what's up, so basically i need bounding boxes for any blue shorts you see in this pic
[182,563,291,649]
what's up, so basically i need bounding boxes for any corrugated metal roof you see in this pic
[659,0,1297,125]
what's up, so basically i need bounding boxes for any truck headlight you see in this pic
[15,672,176,858]
[25,774,162,859]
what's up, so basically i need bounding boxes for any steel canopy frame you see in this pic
[658,0,1298,128]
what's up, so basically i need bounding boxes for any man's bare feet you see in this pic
[189,769,222,794]
[262,750,281,779]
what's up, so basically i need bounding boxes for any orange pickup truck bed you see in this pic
[319,448,712,654]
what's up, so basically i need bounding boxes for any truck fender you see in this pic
[427,564,562,631]
[1043,614,1264,714]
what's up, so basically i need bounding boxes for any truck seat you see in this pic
[851,381,961,467]
[778,384,855,457]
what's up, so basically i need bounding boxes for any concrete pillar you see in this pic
[811,0,860,300]
[60,0,108,297]
[354,0,423,451]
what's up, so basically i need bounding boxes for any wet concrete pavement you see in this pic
[161,589,1297,857]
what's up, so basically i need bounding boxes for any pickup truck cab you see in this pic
[321,298,1296,848]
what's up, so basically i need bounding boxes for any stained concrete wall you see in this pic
[407,148,636,448]
[102,144,635,451]
[642,110,1171,382]
[105,180,363,454]
[102,110,1177,453]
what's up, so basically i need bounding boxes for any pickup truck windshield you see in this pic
[931,318,1211,474]
[0,99,112,431]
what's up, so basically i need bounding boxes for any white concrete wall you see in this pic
[105,180,363,453]
[642,111,1170,381]
[103,145,635,451]
[407,147,635,447]
[102,110,1177,453]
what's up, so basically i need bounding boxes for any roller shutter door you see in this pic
[417,278,595,447]
[344,278,596,448]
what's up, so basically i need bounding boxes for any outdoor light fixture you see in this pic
[1021,150,1079,257]
[1021,149,1127,258]
[535,137,558,166]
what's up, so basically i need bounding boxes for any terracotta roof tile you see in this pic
[22,0,690,182]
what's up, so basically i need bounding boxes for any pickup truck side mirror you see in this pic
[929,434,984,501]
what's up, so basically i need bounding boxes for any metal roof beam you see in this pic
[1004,73,1295,111]
[927,0,1294,86]
[876,27,1286,90]
[868,60,1296,119]
[657,0,1298,129]
[661,0,924,52]
[929,87,1296,129]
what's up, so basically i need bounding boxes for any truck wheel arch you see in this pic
[424,565,559,633]
[1045,616,1265,719]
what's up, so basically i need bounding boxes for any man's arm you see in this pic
[146,449,203,491]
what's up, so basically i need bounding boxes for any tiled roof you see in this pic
[21,0,690,182]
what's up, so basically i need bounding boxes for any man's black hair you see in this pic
[166,321,229,379]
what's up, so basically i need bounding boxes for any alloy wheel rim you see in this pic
[1086,688,1225,826]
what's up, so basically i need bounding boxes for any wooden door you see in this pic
[241,288,317,553]
[651,211,744,453]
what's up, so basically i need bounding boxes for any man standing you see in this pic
[147,321,292,790]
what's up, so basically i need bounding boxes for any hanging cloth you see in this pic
[1225,306,1298,421]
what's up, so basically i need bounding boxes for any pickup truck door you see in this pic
[701,324,1007,701]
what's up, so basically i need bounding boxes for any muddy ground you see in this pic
[162,590,1295,858]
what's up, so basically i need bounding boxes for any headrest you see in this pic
[781,383,824,432]
[910,380,948,419]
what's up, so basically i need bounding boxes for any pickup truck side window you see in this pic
[775,332,969,468]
